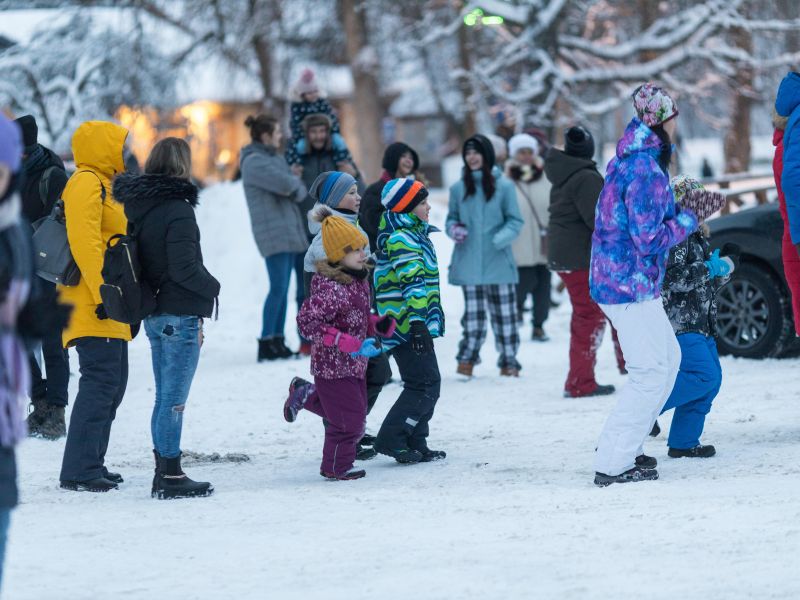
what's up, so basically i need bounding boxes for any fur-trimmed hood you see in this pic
[314,260,369,285]
[113,173,199,223]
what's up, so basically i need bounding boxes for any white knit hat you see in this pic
[508,133,540,158]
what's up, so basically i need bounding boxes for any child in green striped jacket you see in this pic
[372,178,446,464]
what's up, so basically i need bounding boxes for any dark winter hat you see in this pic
[462,134,496,170]
[381,178,428,213]
[564,126,595,159]
[14,114,37,151]
[0,114,22,173]
[382,142,419,175]
[310,171,356,209]
[632,82,678,128]
[302,113,332,134]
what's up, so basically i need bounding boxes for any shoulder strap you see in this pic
[75,169,106,201]
[514,181,545,230]
[38,166,59,207]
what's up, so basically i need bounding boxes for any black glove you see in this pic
[720,242,742,270]
[95,304,108,320]
[409,320,433,355]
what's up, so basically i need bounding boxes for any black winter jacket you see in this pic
[544,148,604,271]
[20,144,68,224]
[113,174,220,318]
[662,230,722,337]
[360,177,389,252]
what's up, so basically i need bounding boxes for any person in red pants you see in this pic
[545,126,625,398]
[773,74,800,335]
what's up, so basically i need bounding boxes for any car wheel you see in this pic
[715,262,793,358]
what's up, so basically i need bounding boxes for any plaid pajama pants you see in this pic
[456,285,521,370]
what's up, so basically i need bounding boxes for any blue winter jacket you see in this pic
[446,167,524,286]
[590,118,697,305]
[776,72,800,244]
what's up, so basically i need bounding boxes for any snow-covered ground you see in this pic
[4,184,799,600]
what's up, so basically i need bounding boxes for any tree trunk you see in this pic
[456,15,477,138]
[723,25,754,175]
[338,0,384,182]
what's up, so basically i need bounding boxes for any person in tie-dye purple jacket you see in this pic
[589,83,698,488]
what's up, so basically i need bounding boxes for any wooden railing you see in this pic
[700,171,776,215]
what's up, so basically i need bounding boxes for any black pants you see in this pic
[28,281,70,407]
[377,340,441,450]
[517,265,551,328]
[60,338,128,482]
[366,352,392,414]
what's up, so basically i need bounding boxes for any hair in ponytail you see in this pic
[245,114,278,142]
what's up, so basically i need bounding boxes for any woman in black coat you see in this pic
[114,137,220,501]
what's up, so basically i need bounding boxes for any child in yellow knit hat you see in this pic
[289,207,396,480]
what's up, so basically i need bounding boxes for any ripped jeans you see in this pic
[144,315,202,459]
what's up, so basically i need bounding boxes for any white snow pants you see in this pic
[594,298,681,476]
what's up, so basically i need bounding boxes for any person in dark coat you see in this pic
[545,126,625,398]
[360,142,420,251]
[114,137,219,500]
[14,115,71,440]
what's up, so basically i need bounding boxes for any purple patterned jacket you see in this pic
[590,118,697,305]
[297,262,375,380]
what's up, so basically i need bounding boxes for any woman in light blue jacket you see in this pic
[446,134,524,377]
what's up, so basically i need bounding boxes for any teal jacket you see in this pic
[374,211,443,350]
[446,167,524,286]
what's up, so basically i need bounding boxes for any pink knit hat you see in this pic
[632,83,678,128]
[294,68,319,96]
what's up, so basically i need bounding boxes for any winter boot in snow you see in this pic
[457,362,474,378]
[500,367,520,377]
[532,327,550,342]
[356,445,377,460]
[102,467,124,484]
[419,449,447,462]
[359,433,377,446]
[284,377,314,422]
[635,454,657,469]
[321,468,366,481]
[594,466,659,487]
[274,336,295,359]
[649,420,661,437]
[60,477,119,493]
[564,384,615,398]
[26,397,48,436]
[151,449,160,495]
[668,444,716,458]
[154,454,214,499]
[258,338,279,362]
[36,404,66,440]
[373,443,423,464]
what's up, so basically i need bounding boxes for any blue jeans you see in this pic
[262,252,298,339]
[660,333,722,449]
[144,315,202,459]
[0,508,10,588]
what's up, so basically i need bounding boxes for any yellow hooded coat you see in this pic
[59,121,131,347]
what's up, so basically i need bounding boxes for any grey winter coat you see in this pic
[662,230,724,336]
[241,142,308,257]
[445,167,524,286]
[303,203,370,272]
[544,148,604,272]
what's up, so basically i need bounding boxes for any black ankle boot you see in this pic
[274,336,295,359]
[152,449,160,495]
[258,338,279,362]
[154,454,214,500]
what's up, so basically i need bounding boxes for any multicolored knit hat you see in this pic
[310,171,356,209]
[381,178,428,213]
[671,175,726,221]
[313,206,367,263]
[632,83,679,128]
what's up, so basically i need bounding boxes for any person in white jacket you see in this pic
[506,134,552,341]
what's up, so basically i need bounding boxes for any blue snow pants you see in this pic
[660,333,721,449]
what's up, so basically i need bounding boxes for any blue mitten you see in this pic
[351,338,382,358]
[705,249,734,278]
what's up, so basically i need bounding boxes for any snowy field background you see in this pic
[4,184,799,600]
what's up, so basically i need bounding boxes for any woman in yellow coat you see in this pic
[59,121,132,492]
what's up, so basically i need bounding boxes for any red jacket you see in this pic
[773,127,800,335]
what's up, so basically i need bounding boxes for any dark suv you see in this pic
[708,202,798,358]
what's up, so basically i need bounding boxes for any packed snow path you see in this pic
[6,183,799,599]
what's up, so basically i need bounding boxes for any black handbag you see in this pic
[31,171,105,286]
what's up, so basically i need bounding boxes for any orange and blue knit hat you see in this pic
[381,178,428,213]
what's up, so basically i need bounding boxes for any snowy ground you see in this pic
[4,184,799,600]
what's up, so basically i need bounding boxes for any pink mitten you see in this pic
[448,222,468,243]
[322,327,362,354]
[370,314,397,338]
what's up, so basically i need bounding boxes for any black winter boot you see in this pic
[668,444,716,458]
[26,397,48,436]
[635,454,657,469]
[373,443,423,464]
[36,404,66,440]
[151,450,160,495]
[649,420,661,437]
[594,466,659,487]
[356,445,377,460]
[102,467,124,484]
[258,338,279,362]
[60,477,119,492]
[274,336,295,359]
[154,454,214,499]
